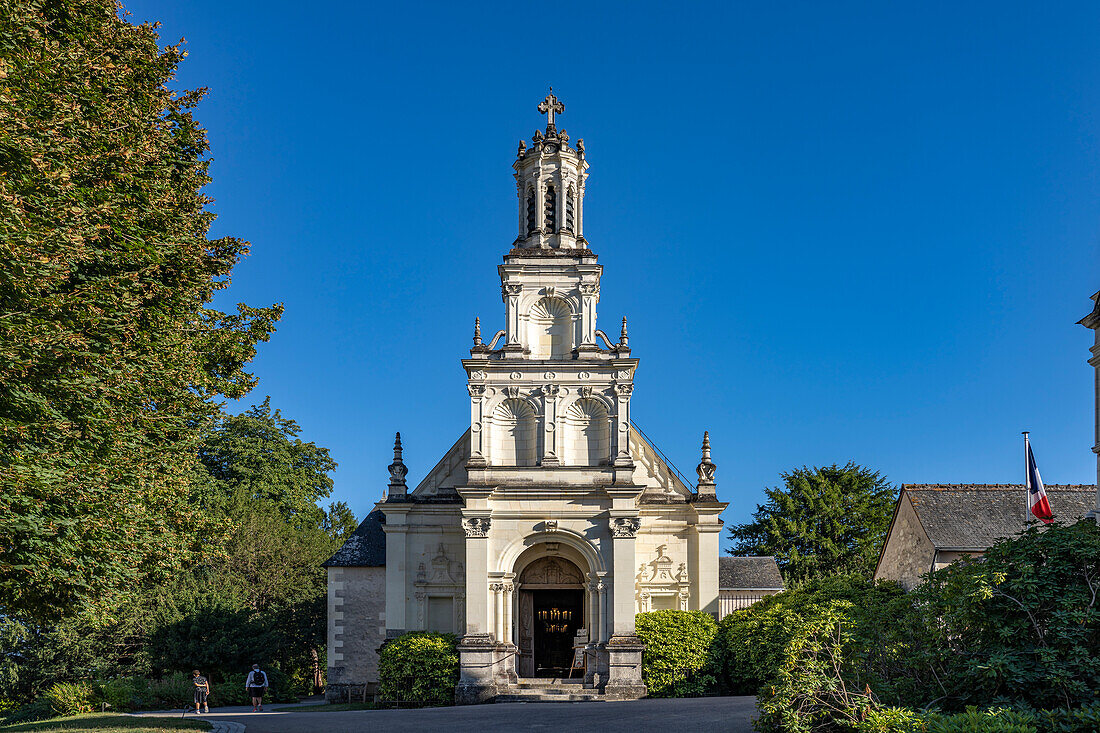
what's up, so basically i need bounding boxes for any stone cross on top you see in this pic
[538,89,564,130]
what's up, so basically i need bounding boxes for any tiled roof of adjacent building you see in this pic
[903,484,1096,549]
[323,509,386,567]
[718,556,785,590]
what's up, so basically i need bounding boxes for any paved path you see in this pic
[140,697,758,733]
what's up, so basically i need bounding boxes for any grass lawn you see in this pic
[274,702,377,712]
[0,714,210,732]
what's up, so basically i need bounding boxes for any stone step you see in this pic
[513,682,587,689]
[494,692,604,703]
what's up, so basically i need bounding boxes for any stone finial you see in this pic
[576,138,585,155]
[517,140,526,158]
[538,88,564,132]
[696,431,717,499]
[619,317,629,347]
[473,317,482,346]
[387,432,408,497]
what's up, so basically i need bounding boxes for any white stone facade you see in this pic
[328,95,726,703]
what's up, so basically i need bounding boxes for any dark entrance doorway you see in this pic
[531,588,584,676]
[516,555,587,678]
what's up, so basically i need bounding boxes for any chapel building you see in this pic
[325,94,731,703]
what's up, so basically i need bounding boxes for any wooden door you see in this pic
[518,590,534,677]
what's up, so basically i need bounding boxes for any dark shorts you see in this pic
[248,686,265,699]
[194,689,207,704]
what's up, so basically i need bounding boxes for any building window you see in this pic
[565,186,575,233]
[526,189,536,236]
[544,185,557,232]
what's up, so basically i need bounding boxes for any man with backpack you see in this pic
[245,664,269,712]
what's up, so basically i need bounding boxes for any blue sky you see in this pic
[126,0,1099,547]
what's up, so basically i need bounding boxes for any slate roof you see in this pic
[323,510,386,567]
[718,556,785,590]
[904,484,1096,549]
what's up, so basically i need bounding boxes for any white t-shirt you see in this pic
[246,670,268,688]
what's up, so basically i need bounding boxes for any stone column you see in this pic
[597,578,607,643]
[503,580,515,645]
[456,516,496,704]
[604,515,646,699]
[493,583,504,642]
[587,577,599,641]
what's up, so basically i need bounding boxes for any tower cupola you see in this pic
[512,90,589,252]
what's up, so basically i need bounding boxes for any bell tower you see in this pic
[463,91,637,476]
[512,90,589,252]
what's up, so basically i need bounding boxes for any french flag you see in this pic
[1025,434,1053,524]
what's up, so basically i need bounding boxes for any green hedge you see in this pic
[377,632,458,706]
[634,610,718,698]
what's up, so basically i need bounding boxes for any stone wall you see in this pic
[327,566,385,699]
[873,493,934,590]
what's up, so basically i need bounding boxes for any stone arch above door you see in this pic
[520,555,585,588]
[497,528,605,575]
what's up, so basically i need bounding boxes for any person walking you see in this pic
[191,670,209,714]
[245,664,269,712]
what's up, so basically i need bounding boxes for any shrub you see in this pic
[378,632,458,706]
[0,697,56,725]
[715,574,909,696]
[211,681,249,706]
[922,707,1040,733]
[634,610,718,697]
[41,681,95,717]
[855,707,924,733]
[95,677,141,712]
[146,672,192,709]
[754,600,885,733]
[908,521,1100,711]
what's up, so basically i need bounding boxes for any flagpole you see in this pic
[1022,431,1030,530]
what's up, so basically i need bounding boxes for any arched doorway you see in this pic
[516,555,586,677]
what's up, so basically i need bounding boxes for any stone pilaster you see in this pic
[604,511,646,699]
[456,513,496,704]
[381,513,408,637]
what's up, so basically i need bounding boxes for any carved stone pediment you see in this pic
[520,556,584,586]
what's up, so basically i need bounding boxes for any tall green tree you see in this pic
[727,463,896,584]
[0,0,281,621]
[158,400,345,690]
[197,398,337,526]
